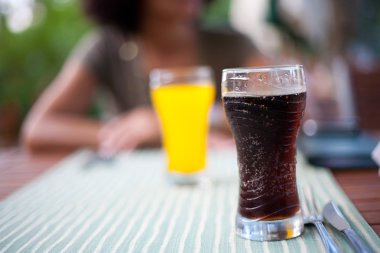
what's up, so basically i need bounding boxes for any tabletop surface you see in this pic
[1,149,379,253]
[1,147,379,237]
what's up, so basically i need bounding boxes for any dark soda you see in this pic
[223,92,306,220]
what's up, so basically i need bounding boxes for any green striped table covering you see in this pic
[0,150,379,252]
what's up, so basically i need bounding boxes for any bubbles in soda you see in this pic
[223,92,306,220]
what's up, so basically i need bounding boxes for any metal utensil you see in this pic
[323,201,375,253]
[82,151,114,169]
[301,186,343,253]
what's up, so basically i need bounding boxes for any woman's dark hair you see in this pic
[82,0,213,35]
[83,0,142,34]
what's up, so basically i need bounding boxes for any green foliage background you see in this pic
[0,0,90,116]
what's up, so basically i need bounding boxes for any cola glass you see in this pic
[222,65,306,241]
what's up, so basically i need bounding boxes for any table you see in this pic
[1,147,379,236]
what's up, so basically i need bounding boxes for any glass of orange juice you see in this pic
[150,66,215,185]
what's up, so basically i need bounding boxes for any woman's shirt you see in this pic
[73,26,257,112]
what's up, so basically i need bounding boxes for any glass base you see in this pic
[167,170,209,186]
[236,211,304,241]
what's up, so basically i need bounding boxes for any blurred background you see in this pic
[1,0,380,147]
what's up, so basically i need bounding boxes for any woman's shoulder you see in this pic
[199,26,258,63]
[72,26,125,59]
[91,26,127,47]
[200,26,253,46]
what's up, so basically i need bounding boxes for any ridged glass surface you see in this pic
[224,92,306,220]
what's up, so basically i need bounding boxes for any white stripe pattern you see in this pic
[141,191,183,253]
[44,174,124,252]
[0,186,53,226]
[59,177,127,252]
[298,236,308,253]
[228,188,237,253]
[77,196,128,252]
[92,194,140,253]
[0,177,75,234]
[194,188,213,253]
[1,204,75,252]
[158,190,191,253]
[0,155,102,229]
[263,241,270,253]
[92,168,151,252]
[213,186,225,253]
[78,167,141,252]
[177,189,203,253]
[15,192,95,253]
[30,175,119,252]
[126,190,168,253]
[281,240,290,253]
[0,151,85,222]
[110,188,160,253]
[244,240,253,253]
[0,178,93,246]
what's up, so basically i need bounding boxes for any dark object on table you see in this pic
[298,122,378,169]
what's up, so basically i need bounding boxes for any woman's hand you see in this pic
[98,107,161,155]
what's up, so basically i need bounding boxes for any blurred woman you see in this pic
[23,0,266,155]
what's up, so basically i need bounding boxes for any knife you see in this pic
[322,201,375,253]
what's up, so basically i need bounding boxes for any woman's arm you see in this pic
[22,58,101,154]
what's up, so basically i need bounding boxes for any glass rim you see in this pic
[222,64,304,74]
[151,82,214,89]
[150,65,213,89]
[150,65,212,75]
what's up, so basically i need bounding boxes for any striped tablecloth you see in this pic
[0,150,379,253]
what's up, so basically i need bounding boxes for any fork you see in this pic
[301,186,343,253]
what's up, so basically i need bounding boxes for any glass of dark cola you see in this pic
[222,65,306,241]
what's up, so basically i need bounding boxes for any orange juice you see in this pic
[151,83,215,174]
